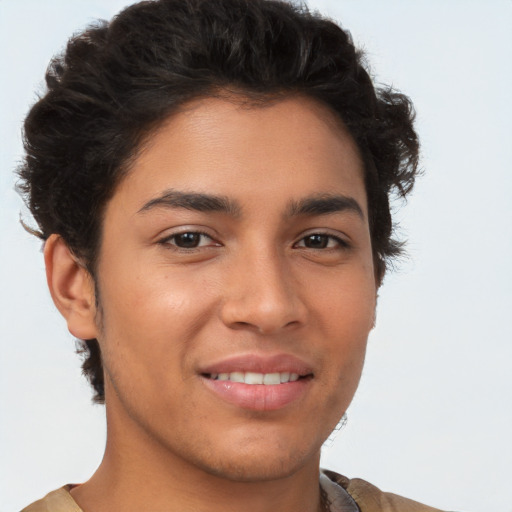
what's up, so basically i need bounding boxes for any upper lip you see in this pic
[199,353,314,376]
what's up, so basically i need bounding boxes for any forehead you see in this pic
[112,94,367,216]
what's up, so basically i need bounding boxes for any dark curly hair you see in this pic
[17,0,419,403]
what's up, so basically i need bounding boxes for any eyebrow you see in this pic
[287,194,364,219]
[138,189,364,220]
[138,190,241,216]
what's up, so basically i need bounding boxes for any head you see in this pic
[18,0,418,416]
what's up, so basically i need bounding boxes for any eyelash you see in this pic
[158,231,218,250]
[293,232,350,250]
[158,230,349,251]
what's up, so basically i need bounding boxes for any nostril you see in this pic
[219,275,307,334]
[231,321,253,330]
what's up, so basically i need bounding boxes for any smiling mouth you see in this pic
[203,371,311,384]
[201,360,313,410]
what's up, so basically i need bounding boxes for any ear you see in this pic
[44,234,99,340]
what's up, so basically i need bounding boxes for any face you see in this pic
[92,96,377,481]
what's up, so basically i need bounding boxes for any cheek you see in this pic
[307,264,375,382]
[99,257,216,329]
[97,261,238,403]
[308,261,376,335]
[94,260,217,388]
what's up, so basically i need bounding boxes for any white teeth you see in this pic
[245,372,263,384]
[280,372,290,383]
[209,371,303,385]
[230,371,245,383]
[263,373,281,385]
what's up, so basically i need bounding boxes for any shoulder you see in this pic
[322,469,446,512]
[20,486,83,512]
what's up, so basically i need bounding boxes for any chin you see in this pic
[189,439,320,483]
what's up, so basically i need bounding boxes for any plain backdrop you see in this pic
[1,1,511,511]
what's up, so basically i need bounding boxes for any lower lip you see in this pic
[201,377,310,411]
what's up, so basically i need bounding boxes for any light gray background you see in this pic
[1,1,511,511]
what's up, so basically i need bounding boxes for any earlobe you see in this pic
[44,234,99,340]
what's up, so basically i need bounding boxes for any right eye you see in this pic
[160,231,218,249]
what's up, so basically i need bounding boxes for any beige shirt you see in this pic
[20,469,446,512]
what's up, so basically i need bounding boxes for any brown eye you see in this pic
[173,232,202,248]
[303,234,329,249]
[162,232,216,249]
[295,233,348,250]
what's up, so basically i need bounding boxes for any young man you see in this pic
[17,0,445,510]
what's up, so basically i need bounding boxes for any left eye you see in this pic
[295,234,343,249]
[163,232,215,249]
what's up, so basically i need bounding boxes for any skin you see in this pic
[46,95,378,512]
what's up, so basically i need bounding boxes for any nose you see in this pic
[219,247,307,335]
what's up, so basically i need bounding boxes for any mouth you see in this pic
[199,354,314,411]
[203,371,308,384]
